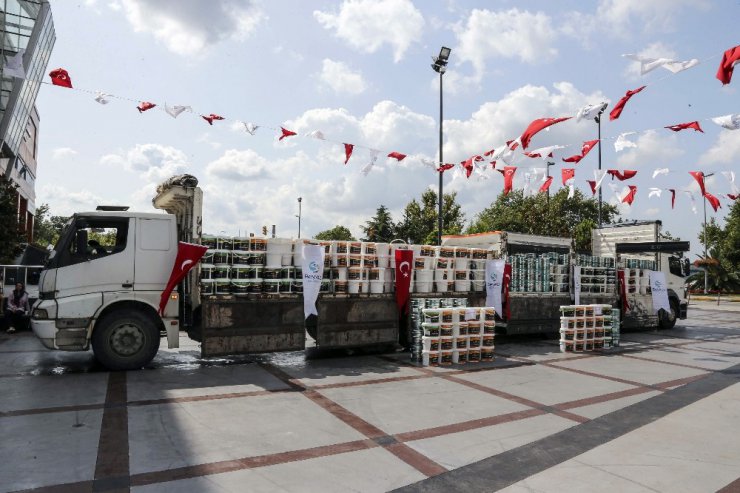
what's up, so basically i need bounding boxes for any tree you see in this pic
[360,205,396,242]
[395,189,465,244]
[33,203,69,248]
[693,200,740,297]
[468,189,620,251]
[314,225,355,241]
[0,175,24,263]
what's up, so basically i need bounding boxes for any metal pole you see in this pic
[546,162,552,205]
[437,71,444,246]
[297,197,302,239]
[703,192,708,294]
[596,114,602,227]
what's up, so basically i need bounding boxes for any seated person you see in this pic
[88,239,108,257]
[5,283,30,333]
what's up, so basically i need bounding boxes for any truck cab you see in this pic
[31,210,182,369]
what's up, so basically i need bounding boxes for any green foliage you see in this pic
[361,205,396,242]
[314,225,356,241]
[0,175,24,263]
[467,189,620,251]
[694,200,740,293]
[33,203,70,248]
[395,189,465,245]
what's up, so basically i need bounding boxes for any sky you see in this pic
[34,0,739,260]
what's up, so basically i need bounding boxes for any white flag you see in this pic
[485,259,505,317]
[243,122,259,135]
[165,103,192,118]
[575,102,608,122]
[306,130,325,140]
[649,271,671,314]
[652,168,670,179]
[566,178,576,199]
[420,157,437,171]
[361,149,379,176]
[593,169,607,191]
[527,145,564,161]
[523,172,533,196]
[94,91,110,105]
[301,244,325,319]
[648,187,662,198]
[614,132,638,152]
[711,114,740,130]
[3,49,25,79]
[662,59,699,73]
[683,190,698,214]
[623,54,698,75]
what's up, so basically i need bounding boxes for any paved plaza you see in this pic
[1,300,739,492]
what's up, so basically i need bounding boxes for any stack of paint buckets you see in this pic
[559,304,618,352]
[331,241,391,294]
[510,252,570,293]
[410,297,469,362]
[576,255,617,295]
[419,306,496,366]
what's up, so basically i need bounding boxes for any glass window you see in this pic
[56,217,130,268]
[668,256,688,278]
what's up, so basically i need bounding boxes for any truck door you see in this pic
[53,217,135,318]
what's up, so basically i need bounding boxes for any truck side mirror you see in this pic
[76,229,89,257]
[683,258,690,277]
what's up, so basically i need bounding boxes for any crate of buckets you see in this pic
[419,306,497,366]
[559,304,620,352]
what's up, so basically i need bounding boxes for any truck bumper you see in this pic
[31,319,58,350]
[679,300,688,319]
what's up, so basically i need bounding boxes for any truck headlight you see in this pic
[33,308,49,320]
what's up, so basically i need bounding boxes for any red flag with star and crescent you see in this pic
[49,68,73,88]
[394,249,414,314]
[519,117,571,149]
[609,85,646,121]
[159,242,208,315]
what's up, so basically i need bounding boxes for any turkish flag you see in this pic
[561,168,575,186]
[587,180,597,195]
[202,113,224,125]
[539,176,554,193]
[609,85,646,121]
[622,185,637,205]
[387,151,407,161]
[669,189,676,209]
[665,121,703,133]
[519,117,571,149]
[394,249,414,314]
[460,155,483,178]
[716,45,740,85]
[279,127,297,141]
[704,192,721,212]
[48,68,73,88]
[607,169,638,181]
[344,143,354,164]
[562,139,599,164]
[728,194,738,201]
[689,171,707,196]
[502,263,512,320]
[502,166,517,194]
[437,163,455,172]
[137,101,156,113]
[159,242,208,315]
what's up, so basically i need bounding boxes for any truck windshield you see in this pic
[45,218,74,268]
[668,255,689,277]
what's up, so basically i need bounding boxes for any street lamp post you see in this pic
[595,109,605,227]
[297,197,302,239]
[701,172,714,294]
[545,161,555,205]
[431,46,451,246]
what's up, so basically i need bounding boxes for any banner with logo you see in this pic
[485,259,505,317]
[301,244,325,319]
[394,249,414,313]
[573,265,582,305]
[649,270,671,314]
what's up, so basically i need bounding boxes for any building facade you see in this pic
[1,0,55,242]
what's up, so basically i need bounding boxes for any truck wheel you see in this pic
[92,310,161,370]
[658,299,679,330]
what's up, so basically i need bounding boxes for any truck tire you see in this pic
[92,310,161,370]
[658,299,679,330]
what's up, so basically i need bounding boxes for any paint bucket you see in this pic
[439,336,454,351]
[250,238,267,252]
[334,267,348,281]
[416,269,434,283]
[248,253,265,265]
[233,238,250,251]
[422,309,440,323]
[200,264,214,280]
[440,350,453,366]
[468,321,483,335]
[280,267,294,279]
[214,265,231,279]
[213,250,230,264]
[370,280,384,294]
[348,279,361,294]
[217,237,233,251]
[422,323,440,337]
[453,349,468,365]
[436,258,451,269]
[422,350,439,366]
[200,279,214,295]
[458,321,469,336]
[231,251,250,265]
[440,323,454,338]
[201,236,217,249]
[201,250,215,263]
[362,242,376,255]
[215,279,231,295]
[349,255,363,268]
[441,310,454,324]
[455,336,468,350]
[468,349,481,363]
[375,243,390,267]
[468,336,481,349]
[414,257,427,269]
[454,279,470,292]
[480,347,494,361]
[279,280,292,293]
[435,280,448,293]
[292,280,303,293]
[262,268,281,280]
[349,242,363,254]
[232,266,250,280]
[331,280,347,294]
[423,337,440,351]
[363,255,378,268]
[231,280,249,295]
[482,336,495,347]
[439,246,455,258]
[247,267,262,280]
[263,280,280,294]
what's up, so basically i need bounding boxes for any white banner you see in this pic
[485,259,505,317]
[574,266,581,305]
[649,270,671,314]
[301,244,325,319]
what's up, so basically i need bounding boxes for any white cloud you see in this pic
[52,147,78,160]
[100,143,190,183]
[318,59,368,95]
[119,0,264,57]
[38,185,105,216]
[615,130,684,168]
[699,131,740,166]
[314,0,424,63]
[196,132,222,150]
[205,149,274,181]
[454,8,558,76]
